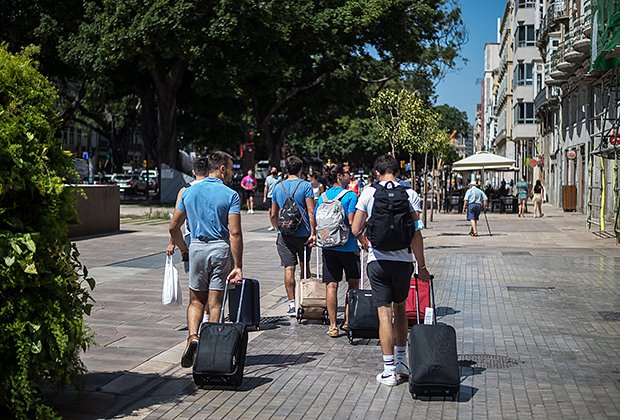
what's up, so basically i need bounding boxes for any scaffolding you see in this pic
[587,69,620,242]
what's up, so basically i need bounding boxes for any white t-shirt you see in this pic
[182,178,205,237]
[356,181,421,263]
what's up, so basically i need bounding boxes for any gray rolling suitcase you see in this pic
[408,274,460,399]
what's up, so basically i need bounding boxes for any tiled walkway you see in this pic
[49,204,620,419]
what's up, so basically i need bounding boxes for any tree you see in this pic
[227,0,466,166]
[62,0,212,168]
[0,46,94,418]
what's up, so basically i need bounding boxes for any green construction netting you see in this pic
[591,0,620,71]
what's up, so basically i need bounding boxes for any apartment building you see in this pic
[536,0,620,239]
[493,2,515,175]
[483,43,500,152]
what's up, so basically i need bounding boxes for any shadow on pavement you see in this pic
[412,385,478,403]
[458,359,487,378]
[436,306,461,319]
[70,229,139,241]
[245,352,324,368]
[45,370,194,419]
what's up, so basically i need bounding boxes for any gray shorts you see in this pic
[276,233,311,267]
[189,239,233,291]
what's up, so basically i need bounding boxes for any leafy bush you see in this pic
[0,45,95,418]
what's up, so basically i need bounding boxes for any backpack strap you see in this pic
[333,189,349,201]
[320,192,329,202]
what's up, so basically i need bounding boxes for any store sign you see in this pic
[567,150,577,160]
[529,158,538,168]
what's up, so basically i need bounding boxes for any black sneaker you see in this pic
[181,336,199,368]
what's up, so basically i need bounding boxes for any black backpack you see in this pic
[367,181,414,251]
[277,181,305,235]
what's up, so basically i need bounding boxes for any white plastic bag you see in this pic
[162,255,182,305]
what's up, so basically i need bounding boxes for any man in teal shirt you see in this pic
[315,164,360,337]
[516,177,530,217]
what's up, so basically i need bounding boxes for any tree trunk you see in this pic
[135,81,158,167]
[422,152,428,227]
[149,60,186,169]
[430,157,436,222]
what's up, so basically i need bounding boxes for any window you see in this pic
[514,102,535,124]
[518,0,535,7]
[516,25,536,47]
[514,63,534,86]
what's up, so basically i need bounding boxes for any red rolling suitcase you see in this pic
[405,274,430,326]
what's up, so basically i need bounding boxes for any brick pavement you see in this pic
[47,203,620,419]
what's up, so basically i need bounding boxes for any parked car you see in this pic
[112,174,147,195]
[140,170,159,193]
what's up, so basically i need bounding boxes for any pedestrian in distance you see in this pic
[270,156,317,317]
[310,172,325,201]
[351,154,430,387]
[166,156,209,321]
[516,177,529,217]
[263,167,281,231]
[241,169,257,214]
[169,151,243,368]
[315,164,360,337]
[531,179,544,218]
[462,181,488,237]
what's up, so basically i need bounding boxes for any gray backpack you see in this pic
[316,189,350,248]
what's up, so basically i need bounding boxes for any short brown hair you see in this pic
[285,156,303,175]
[207,151,233,172]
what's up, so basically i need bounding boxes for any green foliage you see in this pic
[435,104,469,138]
[0,46,95,418]
[369,88,437,156]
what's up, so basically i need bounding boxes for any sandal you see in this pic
[328,327,339,338]
[181,334,199,368]
[339,322,349,332]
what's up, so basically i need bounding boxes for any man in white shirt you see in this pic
[352,154,430,387]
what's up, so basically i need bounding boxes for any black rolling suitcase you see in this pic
[347,251,380,343]
[228,278,260,329]
[193,280,249,388]
[408,274,460,399]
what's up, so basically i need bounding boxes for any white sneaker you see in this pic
[376,372,398,387]
[249,210,254,214]
[267,226,275,231]
[394,362,409,377]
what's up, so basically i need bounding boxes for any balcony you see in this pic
[537,1,569,48]
[534,86,560,113]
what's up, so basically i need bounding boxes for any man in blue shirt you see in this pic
[316,164,360,337]
[169,151,243,368]
[270,156,316,316]
[463,181,488,237]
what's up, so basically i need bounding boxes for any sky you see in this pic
[434,0,508,124]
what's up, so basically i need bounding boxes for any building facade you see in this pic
[535,0,620,238]
[483,43,500,152]
[494,2,516,181]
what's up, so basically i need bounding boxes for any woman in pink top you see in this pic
[241,169,257,213]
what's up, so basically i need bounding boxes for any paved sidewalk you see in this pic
[48,204,620,419]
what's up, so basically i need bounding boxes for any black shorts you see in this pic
[266,197,272,209]
[322,250,361,283]
[244,189,254,200]
[276,234,311,267]
[367,260,413,306]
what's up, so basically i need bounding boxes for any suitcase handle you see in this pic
[413,273,435,325]
[220,278,247,324]
[360,249,365,289]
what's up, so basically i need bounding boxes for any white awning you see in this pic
[452,152,516,172]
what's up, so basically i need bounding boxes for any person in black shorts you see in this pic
[352,154,430,387]
[316,164,360,337]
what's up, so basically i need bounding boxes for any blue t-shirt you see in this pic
[316,186,358,253]
[272,178,314,237]
[177,177,241,241]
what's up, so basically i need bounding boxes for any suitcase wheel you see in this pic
[347,329,354,345]
[297,307,304,323]
[322,309,329,325]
